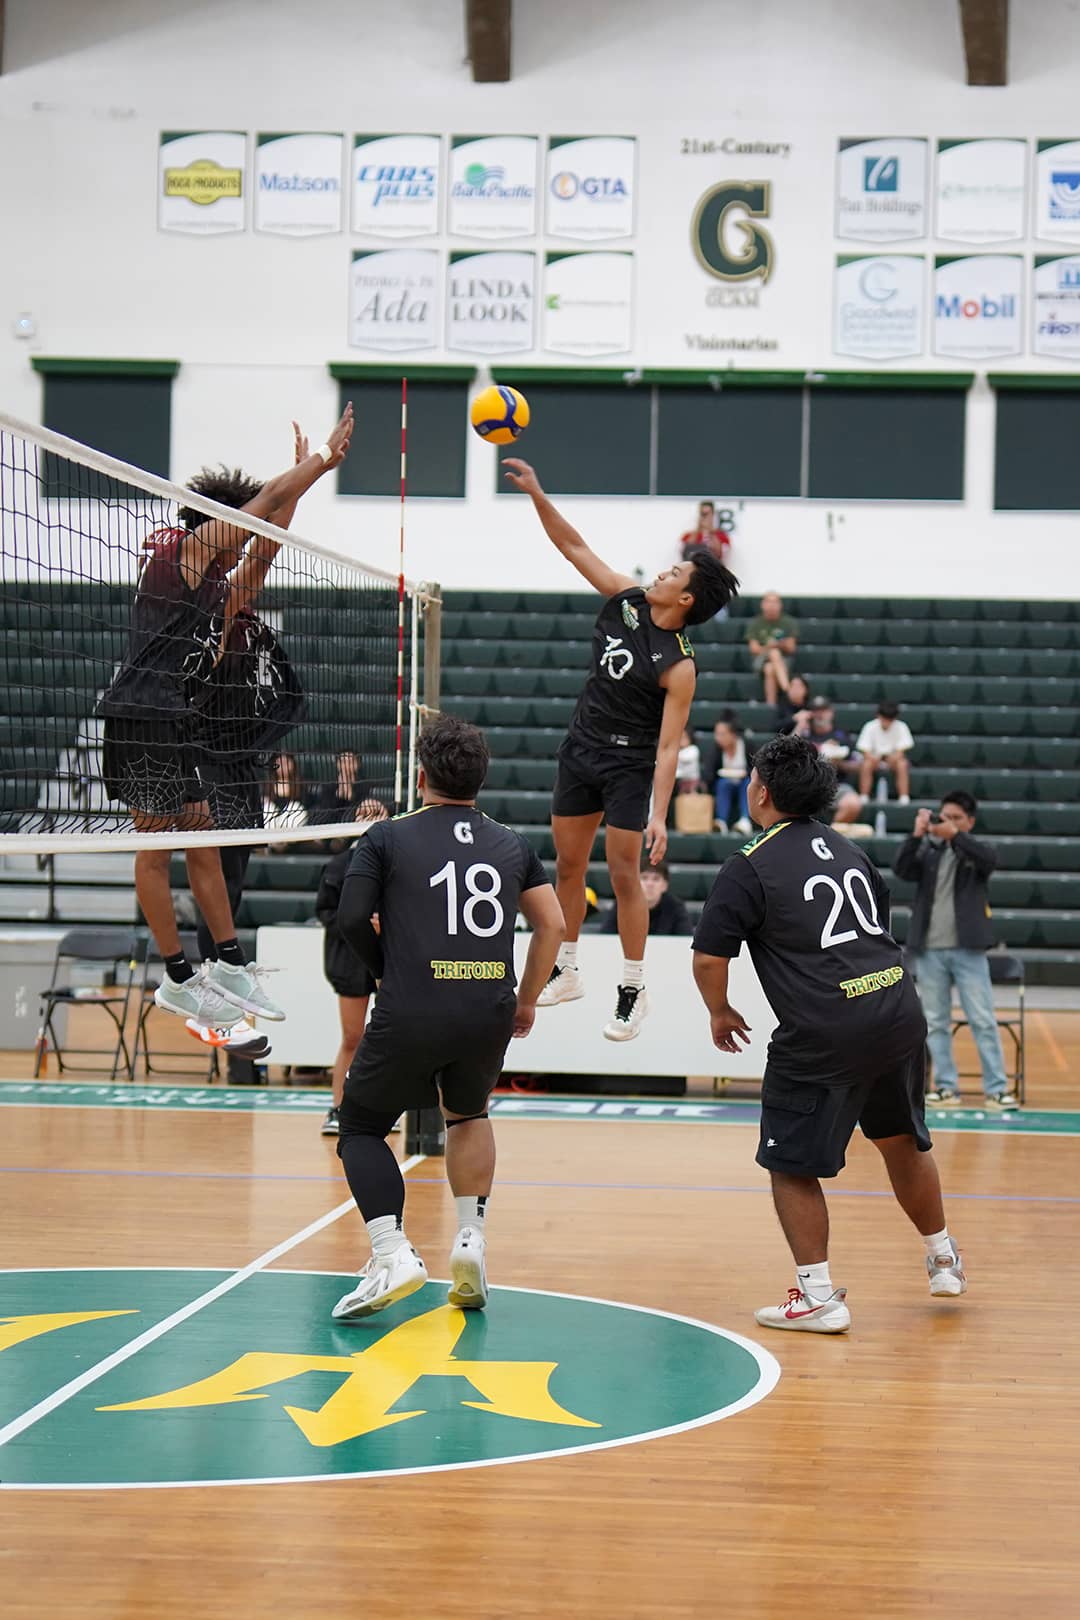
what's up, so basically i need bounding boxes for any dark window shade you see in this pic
[335,379,468,497]
[42,374,172,501]
[807,388,964,501]
[994,389,1080,510]
[656,387,802,496]
[496,384,651,496]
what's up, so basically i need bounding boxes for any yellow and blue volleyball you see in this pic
[470,384,530,445]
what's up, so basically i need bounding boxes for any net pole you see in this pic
[407,588,420,811]
[393,377,408,811]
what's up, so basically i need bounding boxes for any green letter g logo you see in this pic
[692,182,774,283]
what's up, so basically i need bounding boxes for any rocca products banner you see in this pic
[934,138,1026,243]
[1033,140,1080,244]
[835,138,928,242]
[545,137,636,239]
[448,136,538,238]
[348,249,439,351]
[352,135,441,237]
[833,255,925,359]
[932,254,1023,360]
[254,133,343,237]
[543,252,633,356]
[447,252,535,353]
[1032,254,1080,360]
[159,131,245,235]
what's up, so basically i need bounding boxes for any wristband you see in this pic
[316,443,333,465]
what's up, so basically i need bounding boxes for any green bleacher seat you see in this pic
[883,621,933,647]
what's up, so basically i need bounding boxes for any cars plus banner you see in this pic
[352,134,441,238]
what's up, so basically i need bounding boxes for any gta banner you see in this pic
[254,133,343,237]
[159,131,245,235]
[934,138,1026,243]
[545,137,636,239]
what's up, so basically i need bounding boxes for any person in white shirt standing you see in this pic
[857,701,914,803]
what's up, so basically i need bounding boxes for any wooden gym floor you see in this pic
[1,1018,1078,1619]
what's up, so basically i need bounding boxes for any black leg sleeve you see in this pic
[337,1107,405,1222]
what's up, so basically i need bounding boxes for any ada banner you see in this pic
[448,136,538,239]
[1033,140,1080,244]
[935,138,1026,243]
[254,133,343,237]
[352,134,441,238]
[159,131,245,235]
[447,251,535,354]
[348,249,440,351]
[545,137,636,240]
[835,138,928,242]
[833,254,925,360]
[1032,254,1080,360]
[933,254,1023,360]
[543,251,633,356]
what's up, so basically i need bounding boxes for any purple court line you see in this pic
[0,1164,1078,1206]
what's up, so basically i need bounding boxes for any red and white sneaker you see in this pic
[755,1286,851,1333]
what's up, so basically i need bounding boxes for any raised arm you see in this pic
[225,421,312,622]
[645,659,696,865]
[502,458,635,598]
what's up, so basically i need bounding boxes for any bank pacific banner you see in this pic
[545,137,636,239]
[159,131,245,234]
[1033,140,1080,244]
[1032,254,1080,360]
[352,134,441,238]
[833,254,925,360]
[835,138,928,242]
[253,133,343,237]
[543,251,633,356]
[934,138,1026,243]
[448,136,538,239]
[348,249,439,351]
[932,254,1023,359]
[446,251,535,353]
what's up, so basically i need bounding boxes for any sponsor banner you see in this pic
[1033,139,1080,243]
[835,137,928,242]
[545,136,636,239]
[1032,254,1080,360]
[254,132,343,237]
[932,254,1023,360]
[351,134,441,238]
[543,251,633,356]
[159,130,245,235]
[833,254,925,360]
[447,251,535,353]
[348,248,440,351]
[935,138,1026,243]
[448,135,538,238]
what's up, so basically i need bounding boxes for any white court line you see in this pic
[0,1154,425,1452]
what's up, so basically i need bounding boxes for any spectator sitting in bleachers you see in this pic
[311,748,378,851]
[799,698,864,827]
[857,701,914,804]
[678,499,731,565]
[601,858,693,938]
[773,669,811,732]
[676,727,702,794]
[262,751,308,850]
[703,715,751,833]
[746,592,798,706]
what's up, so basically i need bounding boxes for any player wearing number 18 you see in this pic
[692,734,966,1334]
[331,716,564,1322]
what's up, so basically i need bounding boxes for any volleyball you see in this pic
[469,384,530,445]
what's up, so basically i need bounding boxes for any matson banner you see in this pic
[159,131,245,234]
[254,133,343,237]
[932,254,1023,359]
[447,251,535,353]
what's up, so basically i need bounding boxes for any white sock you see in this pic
[622,958,645,989]
[366,1213,408,1259]
[796,1261,833,1300]
[455,1194,488,1232]
[558,941,578,970]
[922,1226,954,1263]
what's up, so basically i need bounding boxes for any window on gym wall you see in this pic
[991,375,1080,511]
[806,375,970,502]
[329,366,475,498]
[34,358,179,501]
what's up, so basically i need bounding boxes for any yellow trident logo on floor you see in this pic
[98,1304,601,1447]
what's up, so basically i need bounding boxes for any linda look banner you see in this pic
[447,252,536,354]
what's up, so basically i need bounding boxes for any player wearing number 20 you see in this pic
[330,716,564,1322]
[693,734,966,1334]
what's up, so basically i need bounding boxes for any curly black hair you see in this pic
[681,547,740,625]
[753,732,838,819]
[177,465,264,533]
[418,715,490,800]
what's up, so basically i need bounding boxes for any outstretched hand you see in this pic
[503,457,543,497]
[323,401,354,468]
[292,420,309,465]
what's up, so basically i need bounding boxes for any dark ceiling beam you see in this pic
[466,0,511,83]
[958,0,1008,85]
[0,1,6,75]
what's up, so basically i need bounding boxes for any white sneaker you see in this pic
[331,1245,428,1321]
[448,1226,488,1310]
[733,817,753,836]
[207,959,286,1021]
[754,1286,851,1333]
[927,1243,967,1297]
[537,963,586,1007]
[603,984,648,1042]
[185,1016,271,1058]
[155,968,244,1027]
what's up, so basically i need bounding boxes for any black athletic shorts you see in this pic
[340,1005,515,1119]
[101,716,202,818]
[755,1048,932,1179]
[327,968,378,1001]
[552,738,654,832]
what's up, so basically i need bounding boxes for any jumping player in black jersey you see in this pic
[98,408,353,1033]
[503,457,737,1040]
[330,715,564,1321]
[692,734,966,1334]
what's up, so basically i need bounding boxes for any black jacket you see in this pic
[316,847,376,995]
[893,831,997,952]
[601,890,694,937]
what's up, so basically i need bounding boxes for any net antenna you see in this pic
[0,408,436,856]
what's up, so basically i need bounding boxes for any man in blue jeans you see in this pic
[894,791,1019,1111]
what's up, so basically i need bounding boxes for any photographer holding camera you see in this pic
[894,792,1018,1110]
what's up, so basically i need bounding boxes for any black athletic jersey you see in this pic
[190,607,304,758]
[97,529,228,720]
[693,817,926,1086]
[567,587,695,762]
[339,804,550,1022]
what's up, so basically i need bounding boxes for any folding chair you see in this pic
[131,931,219,1082]
[950,951,1026,1103]
[33,928,138,1080]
